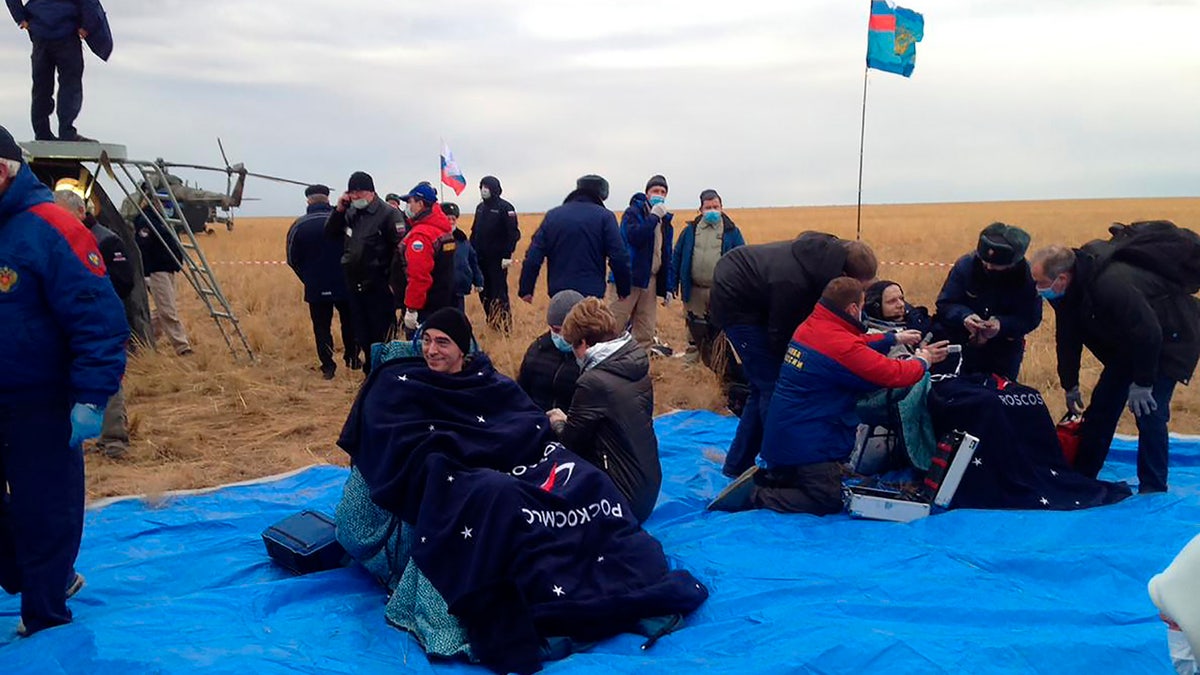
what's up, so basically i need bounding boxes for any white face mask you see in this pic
[351,198,369,210]
[404,204,416,219]
[480,187,491,200]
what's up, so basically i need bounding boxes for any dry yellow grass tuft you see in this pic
[86,197,1200,501]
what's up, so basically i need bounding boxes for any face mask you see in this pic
[351,198,369,210]
[480,188,491,200]
[404,204,416,219]
[702,210,721,225]
[648,195,665,206]
[1038,286,1064,301]
[550,332,572,353]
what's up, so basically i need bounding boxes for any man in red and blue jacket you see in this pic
[750,278,947,515]
[0,125,127,635]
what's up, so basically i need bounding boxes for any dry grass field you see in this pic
[86,197,1200,501]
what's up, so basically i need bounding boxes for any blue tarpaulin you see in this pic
[3,411,1198,673]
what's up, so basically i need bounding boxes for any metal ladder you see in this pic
[101,157,254,361]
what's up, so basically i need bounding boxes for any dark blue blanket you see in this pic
[338,354,707,673]
[929,375,1133,509]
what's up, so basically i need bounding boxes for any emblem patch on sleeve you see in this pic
[411,240,425,252]
[0,266,18,293]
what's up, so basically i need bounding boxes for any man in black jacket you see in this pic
[1031,242,1200,493]
[709,232,878,477]
[470,175,519,332]
[287,184,356,378]
[519,175,631,302]
[133,199,191,355]
[517,289,583,411]
[325,171,403,373]
[934,223,1042,380]
[55,188,133,457]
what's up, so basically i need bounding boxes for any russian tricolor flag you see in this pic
[440,141,466,196]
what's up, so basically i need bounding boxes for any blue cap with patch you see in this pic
[400,183,438,204]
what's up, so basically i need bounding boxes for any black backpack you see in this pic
[1102,220,1200,294]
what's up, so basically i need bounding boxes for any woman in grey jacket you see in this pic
[548,297,662,524]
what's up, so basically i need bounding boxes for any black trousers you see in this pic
[308,300,355,370]
[30,37,84,140]
[0,398,84,634]
[478,254,511,332]
[347,285,395,373]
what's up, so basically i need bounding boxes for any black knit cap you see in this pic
[0,125,23,162]
[347,171,375,192]
[645,174,669,193]
[422,307,474,355]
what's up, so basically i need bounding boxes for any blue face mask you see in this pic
[1038,287,1064,301]
[648,195,665,206]
[702,210,721,225]
[550,331,573,353]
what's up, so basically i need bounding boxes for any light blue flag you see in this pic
[866,2,924,78]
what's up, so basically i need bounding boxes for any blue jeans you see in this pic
[722,324,779,478]
[1075,368,1176,493]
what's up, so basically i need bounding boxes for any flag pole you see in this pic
[439,137,445,203]
[856,66,869,241]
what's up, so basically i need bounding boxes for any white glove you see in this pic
[474,285,485,294]
[663,292,674,307]
[501,258,513,270]
[403,309,419,331]
[650,203,668,219]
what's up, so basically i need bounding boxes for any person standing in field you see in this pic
[669,188,745,367]
[55,188,134,457]
[0,125,128,635]
[324,171,402,372]
[611,175,674,352]
[396,182,456,336]
[518,174,632,302]
[442,202,484,314]
[1031,229,1200,494]
[470,175,520,332]
[933,222,1041,380]
[709,232,879,478]
[287,183,357,378]
[133,194,191,356]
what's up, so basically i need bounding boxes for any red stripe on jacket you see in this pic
[30,203,108,277]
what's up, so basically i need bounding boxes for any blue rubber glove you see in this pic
[1126,384,1157,417]
[69,403,105,448]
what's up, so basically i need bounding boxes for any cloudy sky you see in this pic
[2,0,1197,216]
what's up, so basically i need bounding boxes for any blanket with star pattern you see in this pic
[337,353,708,674]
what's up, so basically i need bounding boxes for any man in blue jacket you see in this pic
[7,0,112,141]
[518,174,631,302]
[287,184,356,378]
[933,222,1042,380]
[612,175,673,351]
[0,125,128,636]
[670,188,745,366]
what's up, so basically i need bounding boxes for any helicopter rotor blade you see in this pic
[218,138,231,194]
[217,137,230,168]
[156,161,312,187]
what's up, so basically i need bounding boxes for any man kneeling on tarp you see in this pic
[746,277,949,515]
[335,307,708,674]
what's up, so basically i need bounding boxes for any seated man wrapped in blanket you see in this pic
[334,308,708,675]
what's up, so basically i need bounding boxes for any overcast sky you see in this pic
[2,0,1197,216]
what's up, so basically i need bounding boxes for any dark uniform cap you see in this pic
[304,184,330,197]
[977,222,1031,266]
[440,202,460,218]
[0,125,23,162]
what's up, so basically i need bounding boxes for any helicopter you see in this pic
[116,139,308,234]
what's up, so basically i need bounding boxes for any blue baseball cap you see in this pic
[400,183,438,204]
